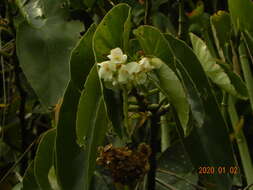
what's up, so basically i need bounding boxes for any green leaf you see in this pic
[210,11,231,59]
[76,65,102,145]
[133,26,174,67]
[133,26,189,131]
[93,3,131,62]
[15,0,65,28]
[166,34,236,190]
[149,64,189,134]
[55,24,96,190]
[190,33,248,100]
[134,25,236,189]
[228,0,253,34]
[16,0,83,107]
[34,129,56,190]
[76,66,108,190]
[22,162,40,190]
[93,3,131,137]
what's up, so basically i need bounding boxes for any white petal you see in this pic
[139,57,154,71]
[118,65,130,83]
[125,62,141,74]
[98,61,115,81]
[107,47,127,63]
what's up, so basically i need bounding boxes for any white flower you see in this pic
[150,57,163,69]
[139,57,154,72]
[125,62,141,75]
[118,65,130,84]
[98,61,116,81]
[107,47,127,63]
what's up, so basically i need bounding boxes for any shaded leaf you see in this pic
[210,11,232,59]
[228,0,253,34]
[22,162,40,190]
[16,0,83,107]
[55,24,96,190]
[76,66,108,190]
[34,129,56,190]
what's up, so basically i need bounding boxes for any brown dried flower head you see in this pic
[96,143,151,185]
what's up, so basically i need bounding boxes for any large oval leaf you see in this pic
[190,33,248,100]
[76,66,108,190]
[16,0,83,107]
[34,129,56,190]
[55,24,96,190]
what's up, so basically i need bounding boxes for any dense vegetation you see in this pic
[1,0,253,189]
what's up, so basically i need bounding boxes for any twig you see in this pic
[157,168,206,190]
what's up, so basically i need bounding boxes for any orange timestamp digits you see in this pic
[198,166,239,175]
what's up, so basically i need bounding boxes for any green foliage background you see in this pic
[1,0,253,190]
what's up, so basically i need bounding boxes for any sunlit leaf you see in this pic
[190,33,248,100]
[149,64,189,134]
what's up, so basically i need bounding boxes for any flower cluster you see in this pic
[97,48,163,86]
